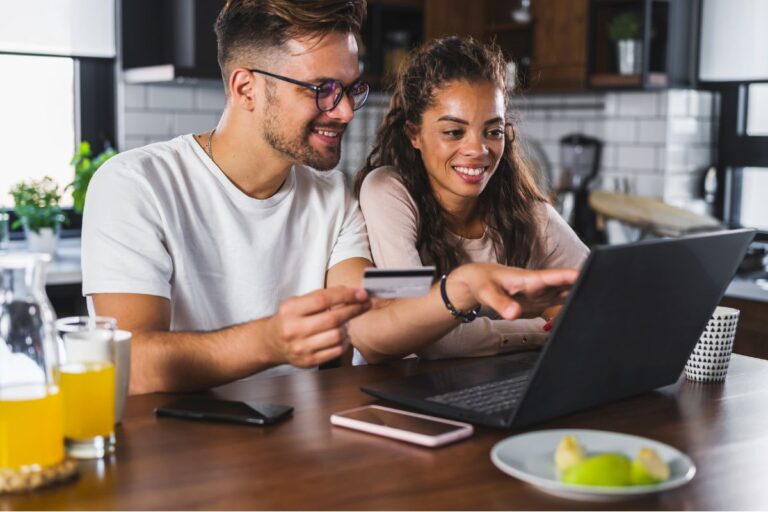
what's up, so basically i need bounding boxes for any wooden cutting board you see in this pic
[589,190,722,237]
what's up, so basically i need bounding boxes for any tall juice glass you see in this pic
[0,254,65,474]
[57,317,117,459]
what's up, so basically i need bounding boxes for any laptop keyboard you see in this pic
[425,374,531,415]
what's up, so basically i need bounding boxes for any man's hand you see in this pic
[445,263,579,321]
[267,286,371,367]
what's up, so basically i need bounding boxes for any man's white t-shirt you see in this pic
[82,134,371,333]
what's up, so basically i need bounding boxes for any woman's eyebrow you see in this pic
[436,115,504,125]
[437,115,468,124]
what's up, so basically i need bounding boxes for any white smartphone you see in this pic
[330,405,474,447]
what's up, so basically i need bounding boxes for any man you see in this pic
[82,0,577,394]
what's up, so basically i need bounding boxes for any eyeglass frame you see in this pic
[249,67,369,113]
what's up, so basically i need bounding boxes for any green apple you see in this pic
[562,453,632,486]
[630,447,671,485]
[554,435,586,472]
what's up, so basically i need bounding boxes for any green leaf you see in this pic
[66,141,118,214]
[608,11,642,41]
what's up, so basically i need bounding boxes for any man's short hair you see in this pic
[214,0,367,93]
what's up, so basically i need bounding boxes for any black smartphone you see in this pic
[155,397,293,425]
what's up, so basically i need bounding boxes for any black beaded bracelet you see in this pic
[439,273,481,323]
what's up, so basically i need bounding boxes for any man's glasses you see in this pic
[249,68,369,112]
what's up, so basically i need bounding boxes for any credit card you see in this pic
[362,266,436,298]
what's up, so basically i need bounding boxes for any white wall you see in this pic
[120,81,225,150]
[514,89,718,209]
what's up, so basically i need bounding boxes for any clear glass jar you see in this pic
[0,253,64,472]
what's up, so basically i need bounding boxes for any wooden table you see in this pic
[4,355,768,510]
[589,190,722,238]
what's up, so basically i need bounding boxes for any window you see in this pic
[0,1,116,237]
[714,83,768,242]
[746,83,768,136]
[727,167,768,232]
[0,54,115,237]
[0,54,76,207]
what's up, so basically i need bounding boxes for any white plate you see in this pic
[490,429,696,502]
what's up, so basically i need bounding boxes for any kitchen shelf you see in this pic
[586,0,695,90]
[589,72,667,87]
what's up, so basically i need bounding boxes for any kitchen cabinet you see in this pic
[361,0,424,89]
[122,0,226,82]
[587,0,697,89]
[530,0,589,91]
[423,0,484,40]
[482,1,534,90]
[425,0,589,92]
[699,0,768,82]
[333,0,596,93]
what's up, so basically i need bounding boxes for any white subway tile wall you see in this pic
[603,119,637,143]
[123,84,146,109]
[121,82,225,147]
[335,93,389,182]
[118,81,717,213]
[616,146,658,172]
[147,84,195,111]
[512,89,718,207]
[637,119,668,144]
[617,92,660,117]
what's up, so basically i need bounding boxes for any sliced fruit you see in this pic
[561,453,632,487]
[554,435,586,472]
[630,447,671,485]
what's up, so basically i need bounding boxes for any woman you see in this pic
[353,36,588,362]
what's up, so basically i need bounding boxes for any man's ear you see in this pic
[230,68,257,111]
[405,121,421,150]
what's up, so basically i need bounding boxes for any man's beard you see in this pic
[262,91,343,171]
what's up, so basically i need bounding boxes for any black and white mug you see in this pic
[684,306,740,383]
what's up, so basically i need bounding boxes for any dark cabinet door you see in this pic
[531,0,589,91]
[122,0,226,80]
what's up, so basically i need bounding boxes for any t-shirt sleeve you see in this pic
[327,180,371,269]
[358,167,423,267]
[81,162,173,299]
[535,203,590,269]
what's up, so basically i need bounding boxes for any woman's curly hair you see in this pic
[355,36,545,277]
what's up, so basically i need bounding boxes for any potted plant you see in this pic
[10,176,66,255]
[67,141,117,214]
[607,11,643,75]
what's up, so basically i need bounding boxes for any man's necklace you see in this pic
[206,128,216,160]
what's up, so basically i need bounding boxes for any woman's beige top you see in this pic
[357,166,589,362]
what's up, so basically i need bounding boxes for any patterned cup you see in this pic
[684,306,740,383]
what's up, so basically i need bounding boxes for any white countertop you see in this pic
[725,276,768,303]
[4,237,82,286]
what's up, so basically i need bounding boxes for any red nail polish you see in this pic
[543,322,552,332]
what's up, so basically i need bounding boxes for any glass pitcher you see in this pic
[0,253,64,473]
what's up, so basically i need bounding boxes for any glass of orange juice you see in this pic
[0,384,64,470]
[1,254,65,474]
[57,317,117,459]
